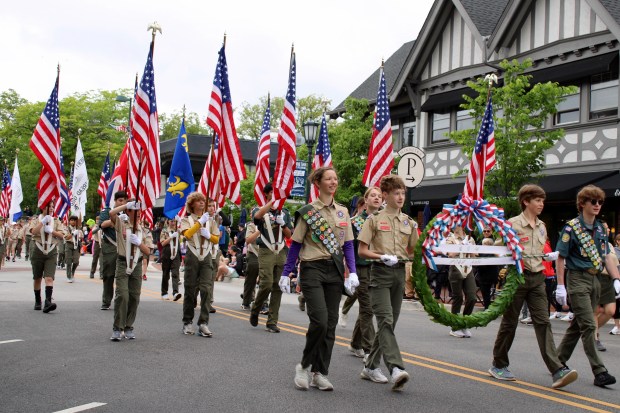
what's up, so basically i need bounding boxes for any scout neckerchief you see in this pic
[567,218,604,272]
[262,210,284,253]
[298,204,345,277]
[69,225,79,250]
[123,220,143,275]
[36,217,57,254]
[187,215,215,261]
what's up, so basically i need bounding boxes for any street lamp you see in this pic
[303,120,319,203]
[115,95,133,133]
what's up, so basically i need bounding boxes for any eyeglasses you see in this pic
[483,230,492,232]
[587,199,604,206]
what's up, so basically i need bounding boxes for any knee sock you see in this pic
[45,286,53,301]
[34,289,41,303]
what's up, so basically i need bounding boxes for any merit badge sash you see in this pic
[296,204,344,278]
[567,218,604,272]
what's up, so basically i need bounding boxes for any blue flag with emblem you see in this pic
[164,119,195,218]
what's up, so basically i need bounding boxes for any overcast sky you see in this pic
[2,0,434,117]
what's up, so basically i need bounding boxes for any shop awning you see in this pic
[410,182,464,204]
[538,171,616,201]
[420,88,478,113]
[589,170,620,198]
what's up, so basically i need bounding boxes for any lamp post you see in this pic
[115,95,132,133]
[303,120,319,203]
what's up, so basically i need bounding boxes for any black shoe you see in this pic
[34,302,42,311]
[240,304,250,311]
[266,324,280,333]
[594,371,616,387]
[89,273,94,279]
[173,292,182,301]
[101,304,110,310]
[250,312,259,327]
[209,308,216,313]
[42,300,57,313]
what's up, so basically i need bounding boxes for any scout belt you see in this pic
[296,204,344,277]
[567,218,603,273]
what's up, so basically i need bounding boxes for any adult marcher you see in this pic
[488,184,578,389]
[108,199,152,341]
[249,182,293,333]
[240,221,260,310]
[357,174,418,392]
[64,215,83,283]
[99,191,127,310]
[346,186,382,359]
[446,225,477,338]
[282,167,358,391]
[179,193,220,337]
[30,199,65,313]
[160,217,182,301]
[555,185,620,387]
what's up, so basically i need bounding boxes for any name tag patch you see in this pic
[379,222,391,231]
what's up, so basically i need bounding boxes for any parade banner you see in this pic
[9,158,22,222]
[71,138,88,217]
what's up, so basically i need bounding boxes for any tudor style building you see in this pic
[333,0,620,242]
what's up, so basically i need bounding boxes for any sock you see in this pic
[34,289,41,303]
[45,286,53,301]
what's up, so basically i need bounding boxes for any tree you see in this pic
[159,110,210,141]
[448,59,578,215]
[0,89,28,124]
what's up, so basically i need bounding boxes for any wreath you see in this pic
[412,197,525,330]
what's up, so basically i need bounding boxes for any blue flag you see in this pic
[164,120,195,218]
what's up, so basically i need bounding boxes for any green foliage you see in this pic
[448,59,577,216]
[159,110,210,141]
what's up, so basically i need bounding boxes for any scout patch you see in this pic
[521,236,529,243]
[561,233,570,242]
[403,220,409,226]
[379,221,391,231]
[337,211,344,218]
[567,218,603,271]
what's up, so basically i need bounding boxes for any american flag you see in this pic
[54,147,71,221]
[141,207,153,228]
[199,134,225,208]
[125,136,141,199]
[97,150,111,209]
[310,114,332,202]
[362,66,394,188]
[130,43,160,210]
[105,144,128,208]
[29,72,62,209]
[463,97,496,200]
[0,164,12,218]
[272,51,297,209]
[206,45,245,205]
[254,98,271,206]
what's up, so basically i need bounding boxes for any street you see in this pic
[1,255,618,413]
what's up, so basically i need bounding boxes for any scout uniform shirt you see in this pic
[31,216,64,254]
[253,207,293,252]
[160,227,180,260]
[556,215,608,273]
[114,219,154,259]
[245,222,259,257]
[99,208,117,246]
[180,213,220,261]
[65,224,83,250]
[351,210,371,267]
[509,213,546,273]
[292,198,354,261]
[358,210,418,259]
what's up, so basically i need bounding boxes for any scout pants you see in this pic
[299,259,342,375]
[31,246,58,280]
[161,254,181,295]
[448,267,477,319]
[183,250,214,325]
[113,256,143,330]
[90,241,101,277]
[558,269,607,375]
[57,242,65,267]
[251,247,287,326]
[65,244,80,279]
[25,235,32,259]
[100,239,118,308]
[349,265,375,353]
[366,263,405,373]
[242,253,259,307]
[492,271,563,373]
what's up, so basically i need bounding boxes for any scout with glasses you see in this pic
[555,185,620,388]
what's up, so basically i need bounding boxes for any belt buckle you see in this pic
[586,268,598,275]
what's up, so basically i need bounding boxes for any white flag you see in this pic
[71,138,89,217]
[9,158,22,222]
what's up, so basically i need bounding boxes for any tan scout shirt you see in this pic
[115,219,153,258]
[31,217,64,243]
[245,222,259,256]
[509,213,546,273]
[65,225,83,249]
[180,213,220,248]
[292,199,353,261]
[358,210,418,259]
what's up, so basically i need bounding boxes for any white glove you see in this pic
[198,212,210,225]
[555,285,567,307]
[170,232,178,239]
[380,254,399,267]
[200,227,211,239]
[614,279,620,299]
[40,215,52,225]
[543,251,559,262]
[275,213,285,226]
[129,233,142,246]
[344,272,360,296]
[72,230,79,237]
[118,212,129,223]
[126,201,140,210]
[43,224,53,234]
[278,275,291,293]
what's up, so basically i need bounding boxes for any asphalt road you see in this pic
[1,254,619,413]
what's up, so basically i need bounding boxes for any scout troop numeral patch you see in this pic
[303,209,341,255]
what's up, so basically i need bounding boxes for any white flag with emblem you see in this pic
[71,138,88,217]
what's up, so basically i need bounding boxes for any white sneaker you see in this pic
[361,367,389,383]
[348,344,365,358]
[449,329,466,338]
[67,278,74,283]
[520,317,532,324]
[363,353,369,364]
[338,311,348,328]
[182,323,195,335]
[462,328,472,338]
[162,294,169,300]
[311,372,334,391]
[610,326,619,335]
[549,312,561,319]
[391,367,410,391]
[560,312,574,321]
[294,363,310,390]
[197,323,212,337]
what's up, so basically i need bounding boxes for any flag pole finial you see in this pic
[182,104,186,120]
[15,148,19,156]
[148,21,162,40]
[77,128,82,137]
[223,33,227,47]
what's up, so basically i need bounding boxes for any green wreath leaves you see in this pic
[412,218,524,330]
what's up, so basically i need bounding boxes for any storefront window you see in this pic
[431,112,450,143]
[554,89,580,125]
[456,109,474,130]
[590,72,618,120]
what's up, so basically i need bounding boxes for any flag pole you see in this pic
[125,73,139,189]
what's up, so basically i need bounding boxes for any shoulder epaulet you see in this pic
[333,201,345,208]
